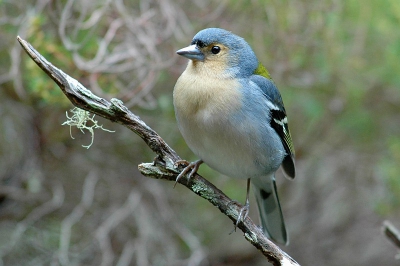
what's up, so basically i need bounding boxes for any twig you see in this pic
[59,172,98,265]
[17,36,300,266]
[383,220,400,250]
[1,183,64,258]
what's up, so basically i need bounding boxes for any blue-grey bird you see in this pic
[173,28,295,245]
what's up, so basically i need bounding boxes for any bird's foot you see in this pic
[228,199,250,234]
[229,178,251,234]
[174,159,203,188]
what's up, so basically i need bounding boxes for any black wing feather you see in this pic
[250,75,296,179]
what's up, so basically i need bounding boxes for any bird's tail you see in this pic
[252,175,288,245]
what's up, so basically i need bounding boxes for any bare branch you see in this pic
[1,182,65,258]
[17,36,300,266]
[96,190,142,266]
[383,220,400,249]
[58,172,98,265]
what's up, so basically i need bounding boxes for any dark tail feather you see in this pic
[253,176,288,245]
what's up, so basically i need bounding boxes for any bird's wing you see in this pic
[251,64,295,179]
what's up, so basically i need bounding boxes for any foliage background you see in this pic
[1,0,400,265]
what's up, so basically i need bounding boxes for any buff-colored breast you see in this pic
[173,60,270,179]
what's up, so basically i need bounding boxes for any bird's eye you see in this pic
[211,46,221,54]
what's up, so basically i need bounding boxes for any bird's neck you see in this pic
[190,60,232,79]
[173,61,242,117]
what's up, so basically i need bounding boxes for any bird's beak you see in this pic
[176,44,205,61]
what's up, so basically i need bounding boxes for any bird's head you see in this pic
[177,28,260,78]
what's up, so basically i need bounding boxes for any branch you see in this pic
[383,220,400,249]
[17,36,300,266]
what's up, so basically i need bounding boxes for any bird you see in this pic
[173,28,295,245]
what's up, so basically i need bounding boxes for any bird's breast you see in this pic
[173,68,282,178]
[173,66,242,118]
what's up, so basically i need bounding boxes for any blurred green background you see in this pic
[1,0,400,265]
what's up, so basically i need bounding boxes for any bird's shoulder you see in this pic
[250,64,284,111]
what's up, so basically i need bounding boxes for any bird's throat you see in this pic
[173,64,242,117]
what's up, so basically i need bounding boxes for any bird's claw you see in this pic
[174,159,203,188]
[236,203,250,228]
[229,200,250,234]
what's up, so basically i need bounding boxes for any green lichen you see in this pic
[62,107,114,149]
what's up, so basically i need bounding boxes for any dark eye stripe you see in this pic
[191,40,206,48]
